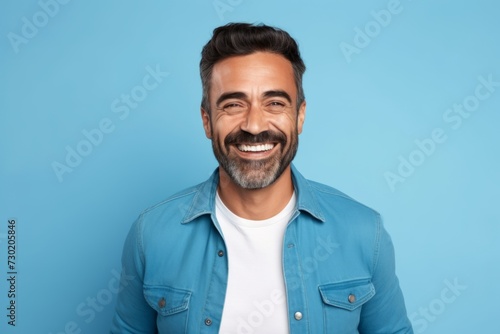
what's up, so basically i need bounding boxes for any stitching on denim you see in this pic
[142,187,199,215]
[371,214,382,276]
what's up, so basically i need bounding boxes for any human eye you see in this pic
[222,102,246,114]
[264,100,287,113]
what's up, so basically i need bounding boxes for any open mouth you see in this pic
[236,143,275,152]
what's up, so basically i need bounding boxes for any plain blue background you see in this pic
[1,0,499,333]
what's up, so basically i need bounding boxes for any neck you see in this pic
[217,166,294,220]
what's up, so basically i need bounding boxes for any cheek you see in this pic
[212,119,235,142]
[271,113,298,133]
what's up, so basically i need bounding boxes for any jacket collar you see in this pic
[182,164,325,223]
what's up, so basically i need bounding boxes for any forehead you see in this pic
[210,52,296,101]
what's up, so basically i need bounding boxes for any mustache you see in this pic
[224,130,286,147]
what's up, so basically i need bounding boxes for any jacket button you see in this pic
[348,294,356,303]
[218,250,224,257]
[204,318,212,326]
[158,298,166,308]
[294,312,303,320]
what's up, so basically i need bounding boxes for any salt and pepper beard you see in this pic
[211,128,299,190]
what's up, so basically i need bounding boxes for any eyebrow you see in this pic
[215,90,293,106]
[216,92,248,106]
[262,90,292,104]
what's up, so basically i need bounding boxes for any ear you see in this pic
[297,101,306,134]
[201,108,212,139]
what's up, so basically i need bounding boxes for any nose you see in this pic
[240,104,268,135]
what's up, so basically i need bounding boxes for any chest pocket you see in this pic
[318,279,375,333]
[143,285,192,333]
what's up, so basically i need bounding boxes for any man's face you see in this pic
[202,52,306,190]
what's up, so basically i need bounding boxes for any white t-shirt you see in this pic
[216,192,296,334]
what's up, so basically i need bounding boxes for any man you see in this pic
[111,23,413,333]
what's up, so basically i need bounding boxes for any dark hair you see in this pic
[200,22,306,113]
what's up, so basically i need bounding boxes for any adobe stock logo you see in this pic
[49,268,135,334]
[409,278,467,333]
[51,64,169,183]
[213,0,244,21]
[339,0,405,63]
[7,0,73,54]
[286,235,339,291]
[236,289,285,334]
[384,74,499,192]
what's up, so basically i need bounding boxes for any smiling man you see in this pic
[111,23,413,333]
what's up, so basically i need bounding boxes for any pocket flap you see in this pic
[319,279,375,311]
[143,285,192,316]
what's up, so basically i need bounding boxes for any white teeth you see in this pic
[237,143,274,152]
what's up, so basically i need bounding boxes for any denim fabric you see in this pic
[111,165,413,333]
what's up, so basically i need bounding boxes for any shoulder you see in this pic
[142,184,200,217]
[136,178,211,234]
[308,179,379,216]
[301,177,382,236]
[293,165,379,221]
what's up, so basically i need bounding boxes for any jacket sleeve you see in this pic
[358,216,414,334]
[110,217,158,334]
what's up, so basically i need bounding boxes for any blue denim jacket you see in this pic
[111,165,413,333]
